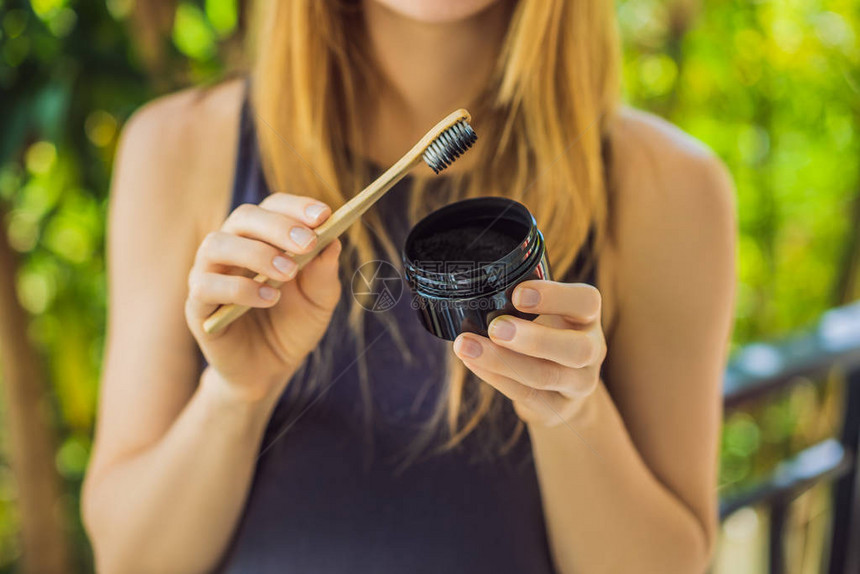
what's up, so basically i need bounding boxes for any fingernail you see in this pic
[490,319,515,341]
[305,203,328,221]
[259,285,279,300]
[273,255,296,276]
[514,286,540,308]
[290,226,316,248]
[455,337,483,359]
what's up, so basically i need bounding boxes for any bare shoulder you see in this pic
[602,106,737,327]
[113,77,246,234]
[120,76,245,158]
[102,77,246,367]
[607,106,735,230]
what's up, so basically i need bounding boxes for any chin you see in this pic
[369,0,506,24]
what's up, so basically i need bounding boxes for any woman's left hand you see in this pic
[453,280,607,426]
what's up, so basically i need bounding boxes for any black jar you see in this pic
[402,197,552,341]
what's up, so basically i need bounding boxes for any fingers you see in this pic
[295,239,343,312]
[454,334,566,393]
[185,196,339,335]
[487,315,606,369]
[454,332,597,398]
[453,350,571,419]
[258,193,332,228]
[196,231,299,281]
[512,281,602,325]
[457,357,540,404]
[186,271,281,322]
[185,238,343,335]
[222,201,327,255]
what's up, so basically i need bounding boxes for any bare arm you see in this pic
[80,86,271,574]
[84,368,278,574]
[453,111,736,573]
[81,84,343,573]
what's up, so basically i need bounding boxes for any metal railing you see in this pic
[720,301,860,574]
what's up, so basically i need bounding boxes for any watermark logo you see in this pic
[351,260,404,312]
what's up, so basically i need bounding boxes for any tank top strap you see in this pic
[230,80,269,211]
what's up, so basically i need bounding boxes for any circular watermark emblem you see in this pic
[351,260,404,312]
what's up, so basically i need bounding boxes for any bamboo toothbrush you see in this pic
[203,108,477,335]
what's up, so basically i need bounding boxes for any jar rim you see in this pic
[402,197,543,298]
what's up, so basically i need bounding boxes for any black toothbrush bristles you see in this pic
[422,120,478,174]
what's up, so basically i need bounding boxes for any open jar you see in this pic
[402,197,552,341]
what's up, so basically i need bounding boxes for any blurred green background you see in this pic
[0,0,857,572]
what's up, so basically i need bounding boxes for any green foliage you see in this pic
[173,3,217,60]
[0,0,856,570]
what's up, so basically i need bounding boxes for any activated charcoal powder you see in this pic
[410,225,520,263]
[403,197,553,341]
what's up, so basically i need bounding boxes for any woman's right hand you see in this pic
[185,193,343,403]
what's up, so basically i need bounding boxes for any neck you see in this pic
[360,0,511,172]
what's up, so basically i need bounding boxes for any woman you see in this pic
[81,0,736,572]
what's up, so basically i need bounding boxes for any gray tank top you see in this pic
[197,90,599,573]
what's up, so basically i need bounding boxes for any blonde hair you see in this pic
[248,0,620,454]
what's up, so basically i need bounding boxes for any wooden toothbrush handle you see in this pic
[201,156,420,335]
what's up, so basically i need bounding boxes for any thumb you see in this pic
[296,239,343,311]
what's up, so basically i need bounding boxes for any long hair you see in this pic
[247,0,621,453]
